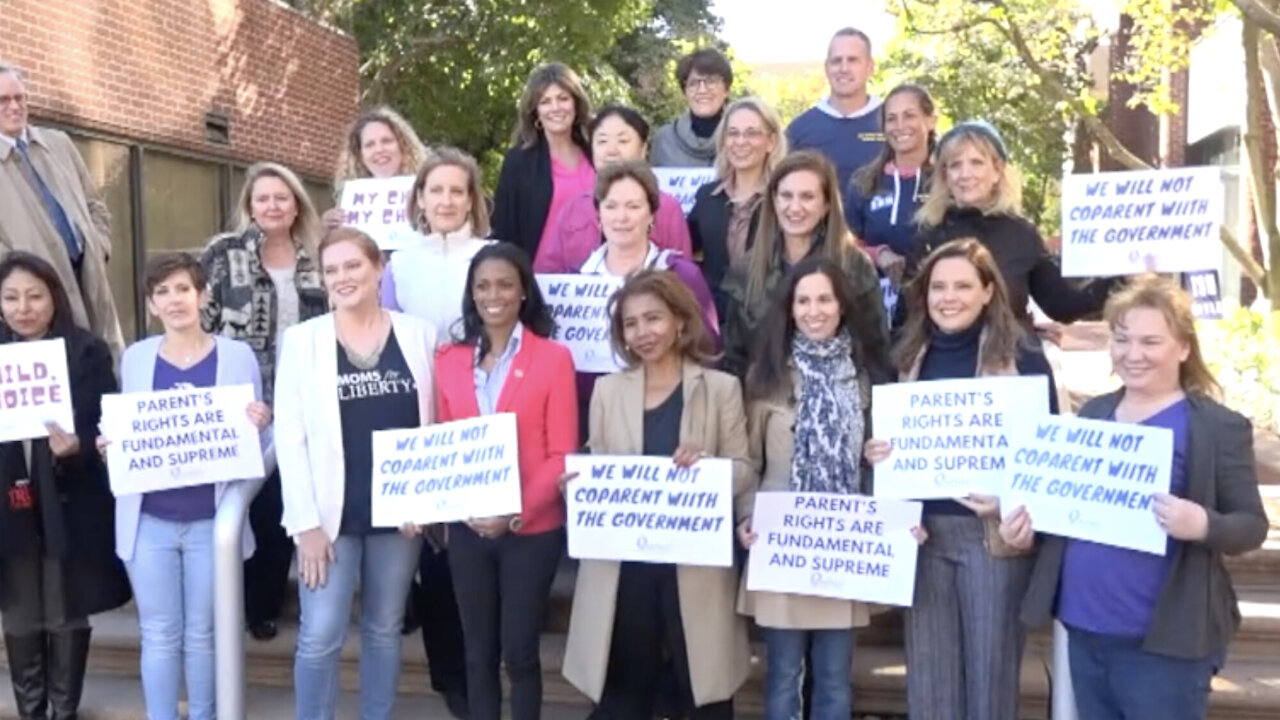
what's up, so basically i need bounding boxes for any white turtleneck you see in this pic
[386,223,493,343]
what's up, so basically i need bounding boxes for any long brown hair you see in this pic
[892,238,1026,375]
[608,270,717,369]
[852,84,936,199]
[512,63,592,150]
[1103,275,1221,398]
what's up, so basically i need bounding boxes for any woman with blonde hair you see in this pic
[201,161,327,642]
[688,96,788,317]
[492,62,594,259]
[1005,275,1267,720]
[721,150,887,378]
[323,106,432,228]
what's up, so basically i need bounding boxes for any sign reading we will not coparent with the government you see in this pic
[338,176,419,251]
[653,167,717,216]
[871,375,1049,500]
[370,413,521,527]
[0,339,74,443]
[536,274,625,374]
[101,385,265,497]
[565,454,734,567]
[747,493,922,607]
[1061,166,1223,277]
[1000,415,1172,555]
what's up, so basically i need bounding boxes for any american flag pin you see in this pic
[514,369,524,378]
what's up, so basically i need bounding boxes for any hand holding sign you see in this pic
[1152,492,1208,541]
[246,401,272,430]
[46,422,79,458]
[998,505,1035,551]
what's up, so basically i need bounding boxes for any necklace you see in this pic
[162,335,214,369]
[337,313,389,371]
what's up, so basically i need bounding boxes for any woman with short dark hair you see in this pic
[652,48,734,168]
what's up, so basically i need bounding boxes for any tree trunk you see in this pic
[1245,18,1280,306]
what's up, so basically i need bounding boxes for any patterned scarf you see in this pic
[789,329,864,494]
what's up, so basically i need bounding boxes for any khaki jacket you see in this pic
[562,362,753,706]
[0,127,123,358]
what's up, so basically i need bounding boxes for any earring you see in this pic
[535,118,543,130]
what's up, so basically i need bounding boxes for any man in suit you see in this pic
[0,63,124,357]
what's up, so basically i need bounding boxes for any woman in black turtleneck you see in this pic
[651,48,731,167]
[865,238,1058,720]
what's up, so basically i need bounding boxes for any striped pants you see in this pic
[905,513,1034,720]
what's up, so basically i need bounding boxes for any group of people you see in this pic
[0,23,1268,720]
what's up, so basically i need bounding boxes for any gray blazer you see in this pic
[1020,390,1268,659]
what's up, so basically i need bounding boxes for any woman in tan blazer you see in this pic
[561,270,753,720]
[736,256,896,720]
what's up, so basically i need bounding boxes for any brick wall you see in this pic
[0,0,358,179]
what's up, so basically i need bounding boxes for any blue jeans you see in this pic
[124,514,216,720]
[763,628,855,720]
[1068,626,1219,720]
[294,532,421,720]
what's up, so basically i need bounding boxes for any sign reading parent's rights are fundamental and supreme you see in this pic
[999,415,1172,555]
[1061,167,1223,277]
[536,274,625,374]
[370,413,521,527]
[653,167,717,215]
[747,492,922,607]
[871,375,1049,500]
[338,176,419,251]
[565,454,734,567]
[0,338,74,443]
[101,385,265,497]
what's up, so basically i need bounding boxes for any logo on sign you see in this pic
[170,465,204,481]
[808,571,842,591]
[1067,508,1101,530]
[635,535,671,553]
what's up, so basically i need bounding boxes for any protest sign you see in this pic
[999,415,1172,555]
[101,385,265,497]
[338,176,419,251]
[1061,167,1223,277]
[370,413,521,527]
[746,492,922,606]
[871,375,1050,500]
[880,278,899,324]
[565,454,734,567]
[536,274,625,374]
[0,338,74,443]
[1184,269,1223,320]
[653,167,717,215]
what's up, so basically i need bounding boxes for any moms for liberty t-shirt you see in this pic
[336,330,420,535]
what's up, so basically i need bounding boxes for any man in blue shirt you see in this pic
[786,28,884,195]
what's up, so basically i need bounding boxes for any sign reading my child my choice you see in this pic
[871,375,1049,500]
[0,338,74,443]
[564,454,734,567]
[1060,166,1223,277]
[535,274,626,374]
[999,415,1173,555]
[370,413,522,527]
[337,176,419,251]
[100,385,265,497]
[746,492,922,607]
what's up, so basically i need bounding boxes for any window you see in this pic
[143,151,221,254]
[70,136,138,342]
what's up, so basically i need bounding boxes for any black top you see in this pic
[337,330,420,535]
[491,134,593,259]
[642,384,684,457]
[690,110,723,139]
[688,182,762,320]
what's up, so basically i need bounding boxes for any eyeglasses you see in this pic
[0,94,28,108]
[686,76,724,91]
[724,128,768,142]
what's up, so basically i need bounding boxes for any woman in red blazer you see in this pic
[434,242,578,720]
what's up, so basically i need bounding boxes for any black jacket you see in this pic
[908,207,1118,324]
[687,182,762,320]
[1021,391,1268,659]
[0,327,131,618]
[491,134,592,259]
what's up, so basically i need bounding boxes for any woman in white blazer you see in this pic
[108,252,271,720]
[275,227,436,720]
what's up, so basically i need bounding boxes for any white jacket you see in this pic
[274,311,436,540]
[384,225,493,343]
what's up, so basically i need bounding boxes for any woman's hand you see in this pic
[998,506,1035,551]
[910,525,929,545]
[736,518,757,548]
[863,439,892,465]
[1153,493,1208,541]
[876,248,906,285]
[95,435,111,460]
[957,493,1000,518]
[296,528,335,590]
[399,522,422,539]
[467,516,510,539]
[246,402,272,431]
[46,422,80,458]
[321,207,345,229]
[672,445,705,469]
[557,471,579,496]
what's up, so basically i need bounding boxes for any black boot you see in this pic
[4,632,48,720]
[46,628,89,720]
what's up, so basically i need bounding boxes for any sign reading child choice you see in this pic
[535,274,625,374]
[370,413,521,527]
[0,338,74,443]
[999,415,1172,555]
[871,375,1049,500]
[565,454,733,567]
[1061,167,1223,277]
[338,175,419,251]
[100,385,264,497]
[747,493,922,607]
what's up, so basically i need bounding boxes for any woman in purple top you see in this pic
[104,253,272,720]
[534,105,692,273]
[1005,275,1268,720]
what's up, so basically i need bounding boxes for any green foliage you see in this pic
[745,67,827,126]
[1201,308,1280,433]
